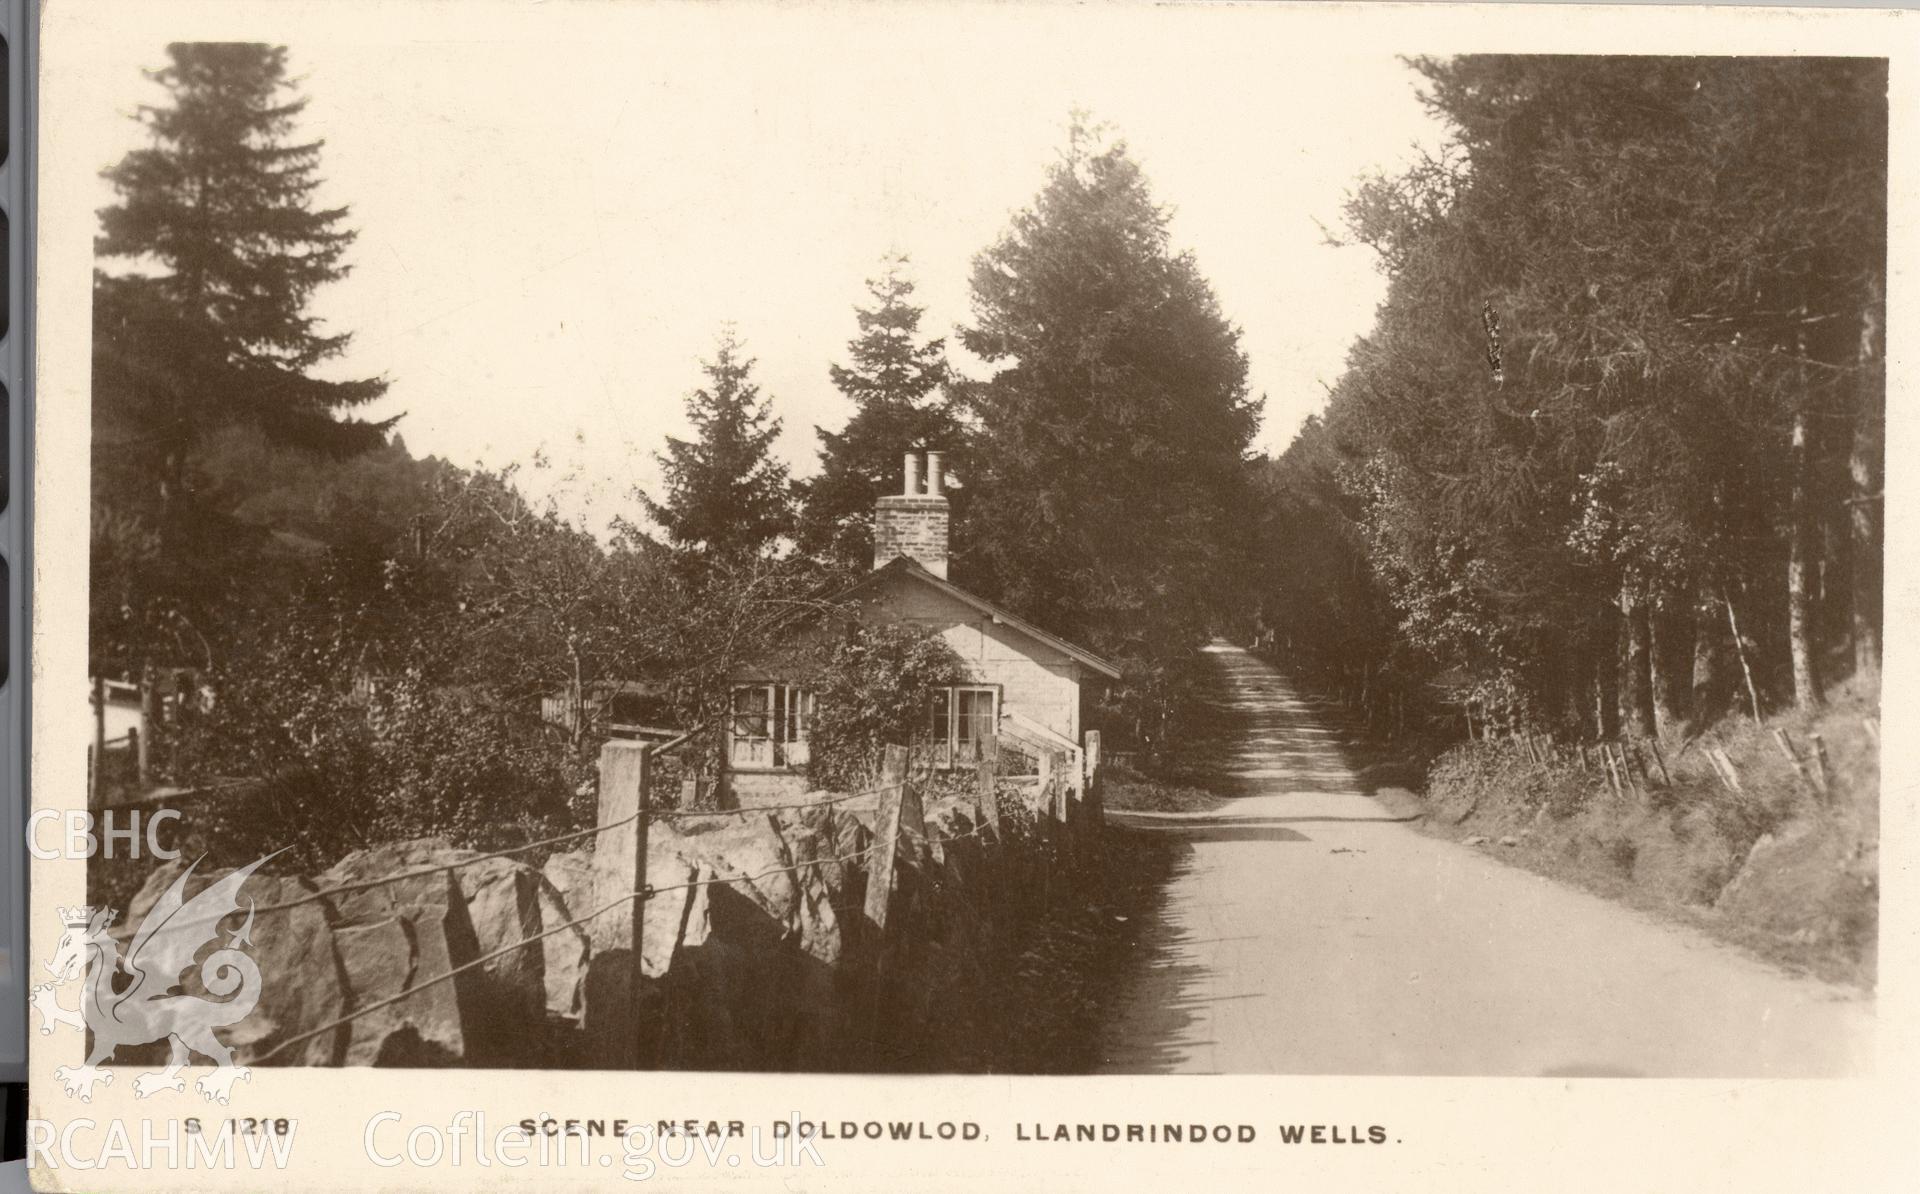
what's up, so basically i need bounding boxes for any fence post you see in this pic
[1646,739,1674,788]
[1034,749,1056,900]
[1773,728,1823,800]
[1083,730,1103,848]
[1054,750,1072,832]
[589,739,651,1066]
[1066,743,1086,862]
[90,676,106,806]
[859,745,910,1068]
[976,735,1001,839]
[136,667,156,788]
[1809,733,1833,802]
[863,745,908,936]
[903,753,936,865]
[1710,745,1744,793]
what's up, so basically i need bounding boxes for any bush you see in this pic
[806,623,968,792]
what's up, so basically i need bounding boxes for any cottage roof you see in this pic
[844,556,1123,681]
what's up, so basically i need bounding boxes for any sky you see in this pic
[82,6,1452,532]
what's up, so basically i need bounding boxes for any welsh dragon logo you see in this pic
[31,852,283,1104]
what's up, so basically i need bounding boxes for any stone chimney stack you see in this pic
[873,450,950,577]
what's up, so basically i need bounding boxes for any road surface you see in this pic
[1097,642,1873,1077]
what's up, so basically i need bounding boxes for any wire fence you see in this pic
[653,781,901,818]
[166,785,904,937]
[223,733,1100,1068]
[254,837,891,1064]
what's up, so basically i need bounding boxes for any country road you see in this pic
[1096,642,1873,1078]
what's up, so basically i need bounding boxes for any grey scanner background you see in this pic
[1,0,32,1179]
[2,0,34,1091]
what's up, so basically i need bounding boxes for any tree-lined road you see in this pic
[1097,643,1872,1077]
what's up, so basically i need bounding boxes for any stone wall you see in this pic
[105,774,1090,1071]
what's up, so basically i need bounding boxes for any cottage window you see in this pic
[730,684,814,769]
[927,685,998,768]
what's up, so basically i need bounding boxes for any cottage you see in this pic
[725,450,1120,802]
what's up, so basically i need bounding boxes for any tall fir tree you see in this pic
[91,42,390,676]
[94,43,390,511]
[642,329,793,560]
[958,118,1259,666]
[797,255,958,572]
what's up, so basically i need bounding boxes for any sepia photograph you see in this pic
[24,2,1914,1190]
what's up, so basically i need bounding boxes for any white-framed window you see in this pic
[927,685,998,768]
[730,684,815,769]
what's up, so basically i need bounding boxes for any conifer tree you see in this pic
[643,330,792,559]
[91,43,390,679]
[1260,56,1885,735]
[797,255,957,571]
[94,42,390,512]
[959,118,1259,663]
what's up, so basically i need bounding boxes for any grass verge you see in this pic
[1378,685,1879,988]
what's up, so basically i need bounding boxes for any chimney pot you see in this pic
[874,448,950,577]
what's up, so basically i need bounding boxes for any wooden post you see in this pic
[1037,749,1055,836]
[1647,739,1674,788]
[863,745,909,935]
[1035,749,1058,902]
[1058,751,1074,825]
[589,739,651,1066]
[974,736,1001,925]
[1065,744,1085,858]
[136,667,156,788]
[1619,743,1643,798]
[976,735,1001,839]
[1810,733,1833,802]
[90,675,106,805]
[1083,730,1103,842]
[904,759,936,865]
[1049,750,1072,843]
[1710,745,1744,793]
[1773,728,1821,799]
[1712,748,1743,794]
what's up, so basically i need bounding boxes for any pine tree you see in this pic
[797,255,957,571]
[91,43,390,679]
[642,330,793,559]
[958,117,1259,663]
[94,43,390,511]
